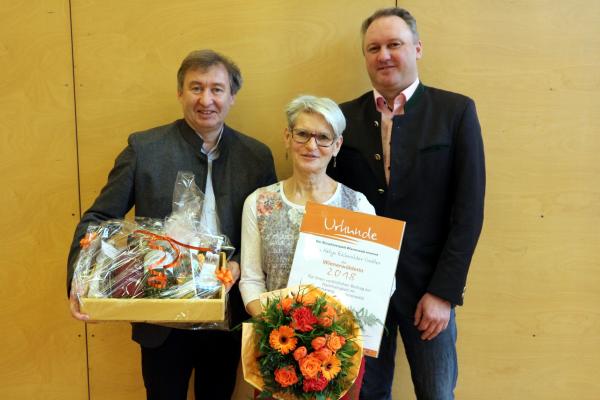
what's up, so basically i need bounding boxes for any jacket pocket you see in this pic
[419,144,450,153]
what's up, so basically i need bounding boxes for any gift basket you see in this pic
[242,285,363,400]
[72,171,235,326]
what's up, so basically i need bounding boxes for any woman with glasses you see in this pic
[239,95,374,399]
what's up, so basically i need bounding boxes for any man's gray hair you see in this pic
[177,49,242,95]
[285,95,346,138]
[361,7,419,42]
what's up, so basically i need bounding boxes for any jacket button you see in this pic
[377,188,385,194]
[374,153,382,161]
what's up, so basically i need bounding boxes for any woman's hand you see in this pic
[245,299,263,317]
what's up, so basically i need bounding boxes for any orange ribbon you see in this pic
[79,232,98,249]
[216,267,233,285]
[133,229,212,269]
[147,273,168,289]
[133,229,214,289]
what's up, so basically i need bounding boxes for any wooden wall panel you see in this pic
[69,1,391,399]
[400,1,600,398]
[2,0,597,398]
[0,1,86,399]
[71,0,392,209]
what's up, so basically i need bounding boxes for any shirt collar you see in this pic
[200,125,224,159]
[373,77,420,112]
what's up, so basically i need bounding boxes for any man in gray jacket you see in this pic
[67,49,276,400]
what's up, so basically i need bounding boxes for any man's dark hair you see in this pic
[361,7,419,42]
[177,49,242,95]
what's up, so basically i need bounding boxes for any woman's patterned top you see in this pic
[240,181,375,305]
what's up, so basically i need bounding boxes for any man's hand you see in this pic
[69,287,90,321]
[414,292,451,340]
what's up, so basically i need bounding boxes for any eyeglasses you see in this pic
[290,128,335,147]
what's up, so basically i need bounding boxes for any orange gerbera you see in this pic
[321,354,342,381]
[269,325,298,354]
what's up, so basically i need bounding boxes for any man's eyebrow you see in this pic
[186,80,227,88]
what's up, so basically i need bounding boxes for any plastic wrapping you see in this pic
[72,171,234,327]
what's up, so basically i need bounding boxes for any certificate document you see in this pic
[287,202,405,357]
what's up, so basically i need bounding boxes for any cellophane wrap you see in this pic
[72,171,234,328]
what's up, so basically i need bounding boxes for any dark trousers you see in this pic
[360,307,458,400]
[141,328,241,400]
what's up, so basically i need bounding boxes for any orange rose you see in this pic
[313,347,333,362]
[274,365,299,387]
[298,355,322,379]
[318,316,333,327]
[311,336,326,350]
[320,304,337,319]
[326,332,345,352]
[293,346,307,361]
[277,297,294,314]
[296,290,318,306]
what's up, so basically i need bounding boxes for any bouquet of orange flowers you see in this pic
[242,286,362,400]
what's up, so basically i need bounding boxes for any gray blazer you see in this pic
[67,119,277,347]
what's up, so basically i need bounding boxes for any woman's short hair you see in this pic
[285,95,346,138]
